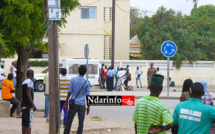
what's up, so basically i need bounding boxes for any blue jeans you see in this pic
[13,77,16,88]
[44,94,49,117]
[136,77,142,88]
[114,76,118,89]
[60,101,68,126]
[100,77,105,89]
[64,104,86,134]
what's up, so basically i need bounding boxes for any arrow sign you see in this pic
[161,41,177,57]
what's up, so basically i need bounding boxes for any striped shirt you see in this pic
[133,96,173,134]
[60,76,70,101]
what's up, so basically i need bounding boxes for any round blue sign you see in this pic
[161,41,177,57]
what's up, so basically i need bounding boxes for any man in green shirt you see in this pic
[133,74,173,134]
[172,82,215,134]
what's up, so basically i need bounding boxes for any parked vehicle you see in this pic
[33,59,100,92]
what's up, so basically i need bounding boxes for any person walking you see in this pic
[107,66,114,91]
[0,65,6,89]
[135,67,143,88]
[60,68,70,127]
[114,67,119,89]
[100,64,105,89]
[156,67,162,75]
[133,74,173,134]
[43,73,49,117]
[147,63,156,89]
[63,65,90,134]
[172,82,215,134]
[2,73,21,117]
[10,62,17,88]
[21,70,37,134]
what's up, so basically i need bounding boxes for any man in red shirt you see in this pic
[100,64,105,89]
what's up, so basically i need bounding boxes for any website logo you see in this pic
[86,95,135,106]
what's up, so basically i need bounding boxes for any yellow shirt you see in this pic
[43,73,49,95]
[2,79,15,99]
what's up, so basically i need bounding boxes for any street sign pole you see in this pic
[84,44,89,81]
[167,57,170,96]
[161,40,177,97]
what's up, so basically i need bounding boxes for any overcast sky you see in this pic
[130,0,215,17]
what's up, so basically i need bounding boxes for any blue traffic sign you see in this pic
[161,41,177,57]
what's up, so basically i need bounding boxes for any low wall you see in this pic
[100,60,215,87]
[1,58,215,87]
[0,100,10,117]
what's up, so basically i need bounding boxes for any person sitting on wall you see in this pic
[169,77,175,87]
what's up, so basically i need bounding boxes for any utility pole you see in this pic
[47,0,61,133]
[111,0,115,67]
[48,20,60,134]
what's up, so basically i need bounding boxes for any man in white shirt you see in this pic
[135,67,143,88]
[157,67,162,75]
[0,65,6,89]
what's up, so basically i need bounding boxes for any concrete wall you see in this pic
[100,60,215,87]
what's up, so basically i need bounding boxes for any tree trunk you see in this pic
[15,46,32,101]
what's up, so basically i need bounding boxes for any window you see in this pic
[81,7,96,19]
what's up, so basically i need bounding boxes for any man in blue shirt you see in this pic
[172,82,215,134]
[107,66,114,91]
[63,65,90,134]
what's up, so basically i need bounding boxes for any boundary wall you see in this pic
[1,58,215,87]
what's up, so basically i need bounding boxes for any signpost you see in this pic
[84,44,89,80]
[161,41,177,96]
[48,0,61,133]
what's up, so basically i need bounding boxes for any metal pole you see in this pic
[48,20,60,134]
[167,57,170,96]
[111,0,115,67]
[86,52,88,81]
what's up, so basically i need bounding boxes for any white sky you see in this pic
[130,0,215,17]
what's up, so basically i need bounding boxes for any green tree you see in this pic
[130,7,143,38]
[137,6,215,68]
[0,0,80,101]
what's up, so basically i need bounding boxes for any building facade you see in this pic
[59,0,130,60]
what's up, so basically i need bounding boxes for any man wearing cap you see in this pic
[172,82,215,134]
[133,74,173,134]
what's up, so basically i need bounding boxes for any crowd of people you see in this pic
[99,63,167,91]
[133,74,215,134]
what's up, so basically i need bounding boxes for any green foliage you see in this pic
[137,6,215,69]
[28,60,48,67]
[130,7,143,39]
[0,0,45,55]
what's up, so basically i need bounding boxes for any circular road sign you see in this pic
[161,40,177,57]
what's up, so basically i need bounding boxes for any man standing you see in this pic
[21,70,36,134]
[135,67,143,88]
[63,65,90,134]
[133,74,173,134]
[2,73,21,117]
[100,64,105,89]
[43,73,49,117]
[172,82,215,134]
[114,67,119,89]
[124,69,131,87]
[0,65,6,89]
[107,66,114,91]
[60,68,70,127]
[147,63,157,89]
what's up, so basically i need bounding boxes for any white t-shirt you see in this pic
[157,71,162,75]
[13,67,17,77]
[22,79,34,89]
[0,68,4,80]
[135,70,143,78]
[117,70,126,79]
